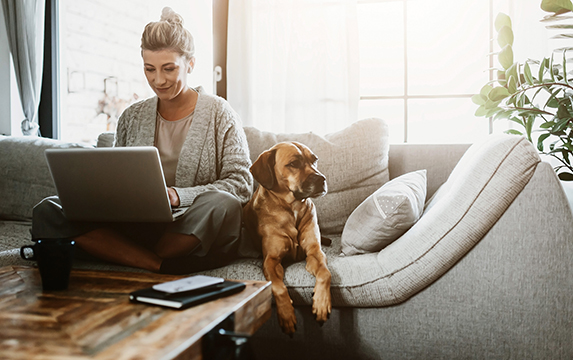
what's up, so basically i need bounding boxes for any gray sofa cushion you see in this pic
[244,118,390,235]
[0,136,92,220]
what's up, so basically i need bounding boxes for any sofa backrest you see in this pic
[388,143,470,201]
[0,121,469,235]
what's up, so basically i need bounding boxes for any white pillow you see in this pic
[340,170,427,256]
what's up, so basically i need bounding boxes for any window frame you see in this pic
[357,0,495,142]
[39,0,60,139]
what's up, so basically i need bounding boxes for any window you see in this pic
[49,0,549,144]
[356,0,550,144]
[357,0,493,143]
[57,0,213,145]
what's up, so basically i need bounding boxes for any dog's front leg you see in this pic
[263,253,297,335]
[299,220,332,325]
[304,244,332,324]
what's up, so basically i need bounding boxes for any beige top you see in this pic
[155,111,194,187]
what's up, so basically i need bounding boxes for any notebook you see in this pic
[44,146,188,222]
[129,280,246,309]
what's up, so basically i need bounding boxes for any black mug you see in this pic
[20,239,76,291]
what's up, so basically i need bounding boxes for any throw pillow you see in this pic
[340,169,427,256]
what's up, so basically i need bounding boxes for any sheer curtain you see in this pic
[227,0,359,135]
[1,0,45,136]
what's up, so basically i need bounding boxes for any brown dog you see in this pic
[243,141,332,335]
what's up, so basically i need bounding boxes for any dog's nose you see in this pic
[308,173,327,191]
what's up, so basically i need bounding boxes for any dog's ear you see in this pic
[250,149,276,190]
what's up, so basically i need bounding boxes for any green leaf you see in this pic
[505,129,524,136]
[505,62,519,87]
[540,121,557,128]
[495,13,512,32]
[562,150,571,164]
[546,24,573,29]
[524,62,535,85]
[550,56,556,81]
[557,104,570,119]
[485,107,503,117]
[537,133,551,151]
[507,75,517,94]
[558,172,573,181]
[547,97,560,108]
[498,45,514,70]
[497,70,507,86]
[544,87,562,109]
[484,99,502,110]
[541,0,573,14]
[508,117,526,128]
[539,57,547,81]
[475,105,487,117]
[480,84,493,98]
[471,94,486,105]
[494,109,513,121]
[489,86,511,101]
[551,34,573,39]
[526,115,535,140]
[497,26,514,48]
[552,116,571,132]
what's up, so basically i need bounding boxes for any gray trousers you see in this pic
[31,190,247,259]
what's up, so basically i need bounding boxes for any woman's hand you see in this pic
[167,187,180,207]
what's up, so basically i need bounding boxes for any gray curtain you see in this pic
[1,0,45,136]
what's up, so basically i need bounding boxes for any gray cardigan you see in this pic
[114,87,253,206]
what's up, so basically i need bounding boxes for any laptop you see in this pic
[44,146,188,222]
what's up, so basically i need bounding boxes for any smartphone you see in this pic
[152,275,225,294]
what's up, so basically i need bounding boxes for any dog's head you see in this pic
[251,141,327,200]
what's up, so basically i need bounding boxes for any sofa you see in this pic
[1,118,572,359]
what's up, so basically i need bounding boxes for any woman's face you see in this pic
[142,49,194,101]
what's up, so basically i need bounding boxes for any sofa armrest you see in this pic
[389,143,470,200]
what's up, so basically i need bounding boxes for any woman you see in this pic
[31,7,253,274]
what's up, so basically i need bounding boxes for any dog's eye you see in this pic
[287,160,302,168]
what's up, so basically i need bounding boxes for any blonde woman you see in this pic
[32,8,253,274]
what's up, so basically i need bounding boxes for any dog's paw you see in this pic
[312,290,332,324]
[277,303,297,335]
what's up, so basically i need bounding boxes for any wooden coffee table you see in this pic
[0,265,271,359]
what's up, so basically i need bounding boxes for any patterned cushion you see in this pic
[244,118,390,235]
[340,170,426,256]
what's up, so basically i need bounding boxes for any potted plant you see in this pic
[473,0,573,181]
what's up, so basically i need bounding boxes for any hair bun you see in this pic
[160,7,184,25]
